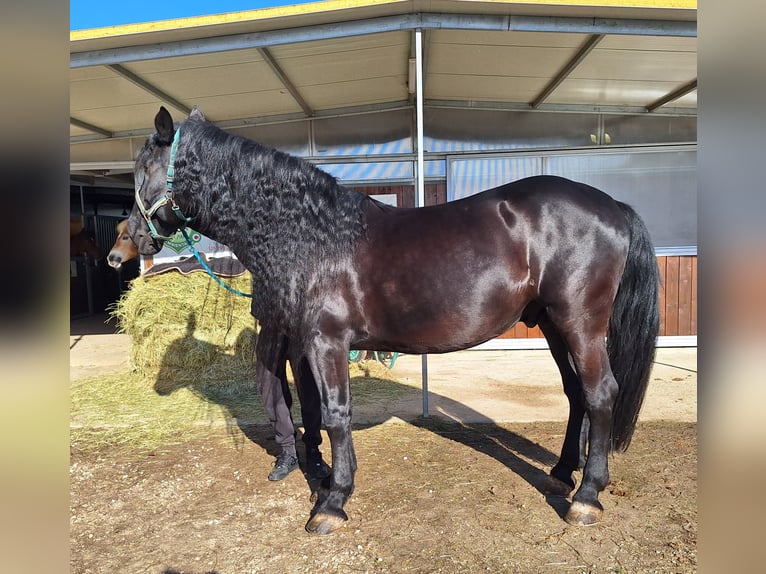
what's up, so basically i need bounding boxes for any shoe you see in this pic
[268,453,299,481]
[305,447,331,480]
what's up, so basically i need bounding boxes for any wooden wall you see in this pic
[658,255,697,337]
[496,256,697,339]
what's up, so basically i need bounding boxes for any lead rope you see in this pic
[180,228,253,298]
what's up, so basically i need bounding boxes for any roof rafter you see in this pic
[257,47,314,117]
[646,78,697,112]
[530,34,604,109]
[70,116,113,138]
[107,64,192,116]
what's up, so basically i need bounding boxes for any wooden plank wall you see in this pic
[494,255,698,339]
[658,255,697,337]
[493,255,698,339]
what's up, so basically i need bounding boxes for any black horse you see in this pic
[128,106,659,535]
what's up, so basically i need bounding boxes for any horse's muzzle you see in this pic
[133,232,163,255]
[107,254,123,269]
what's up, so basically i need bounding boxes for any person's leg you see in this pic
[291,353,331,479]
[255,324,299,481]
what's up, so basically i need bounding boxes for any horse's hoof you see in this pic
[305,512,347,535]
[542,475,573,497]
[565,501,603,526]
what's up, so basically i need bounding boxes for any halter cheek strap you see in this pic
[135,128,193,240]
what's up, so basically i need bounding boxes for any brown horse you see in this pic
[70,217,102,260]
[107,219,138,269]
[129,106,660,535]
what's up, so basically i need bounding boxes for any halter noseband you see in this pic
[135,127,193,240]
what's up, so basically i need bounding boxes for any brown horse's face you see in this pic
[107,220,139,269]
[127,107,179,255]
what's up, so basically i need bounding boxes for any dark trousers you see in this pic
[255,322,323,454]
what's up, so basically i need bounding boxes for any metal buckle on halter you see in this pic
[135,187,176,240]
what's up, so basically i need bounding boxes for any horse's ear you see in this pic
[154,106,175,145]
[189,106,205,122]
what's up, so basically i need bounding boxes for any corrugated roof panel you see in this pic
[278,45,408,88]
[186,91,304,121]
[573,46,697,82]
[550,78,693,107]
[269,30,408,59]
[301,77,407,110]
[598,34,696,52]
[118,47,270,74]
[430,28,586,48]
[426,75,545,103]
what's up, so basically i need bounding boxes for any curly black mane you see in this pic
[170,117,367,331]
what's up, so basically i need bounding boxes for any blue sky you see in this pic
[71,0,318,30]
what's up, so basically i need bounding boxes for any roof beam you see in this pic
[646,78,697,112]
[70,100,416,144]
[257,47,314,117]
[70,116,113,138]
[530,34,604,109]
[70,92,697,145]
[107,64,192,116]
[427,98,697,117]
[71,13,696,68]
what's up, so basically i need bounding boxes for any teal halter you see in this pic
[135,128,193,240]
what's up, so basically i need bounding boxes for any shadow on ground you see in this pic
[153,313,571,519]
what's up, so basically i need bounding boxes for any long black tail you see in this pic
[608,203,661,452]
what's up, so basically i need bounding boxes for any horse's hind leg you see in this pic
[538,315,585,497]
[557,328,618,526]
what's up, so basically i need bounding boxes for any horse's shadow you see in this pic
[154,315,569,519]
[154,314,327,492]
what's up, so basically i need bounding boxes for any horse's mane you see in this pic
[116,219,129,234]
[172,117,367,331]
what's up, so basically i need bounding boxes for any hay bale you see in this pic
[110,271,256,387]
[108,270,410,420]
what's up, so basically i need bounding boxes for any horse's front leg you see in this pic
[304,336,356,535]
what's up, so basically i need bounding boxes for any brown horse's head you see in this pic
[70,218,102,259]
[107,219,139,269]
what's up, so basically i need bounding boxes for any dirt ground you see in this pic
[70,318,697,573]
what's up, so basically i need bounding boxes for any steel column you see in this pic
[414,27,429,418]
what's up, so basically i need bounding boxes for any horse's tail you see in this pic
[607,203,660,452]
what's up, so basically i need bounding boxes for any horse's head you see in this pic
[128,105,205,254]
[70,217,103,259]
[107,219,139,269]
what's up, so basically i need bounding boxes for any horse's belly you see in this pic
[358,283,526,354]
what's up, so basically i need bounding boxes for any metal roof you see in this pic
[70,0,697,180]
